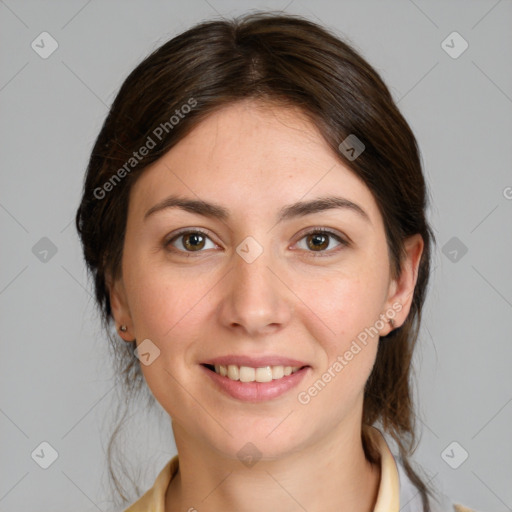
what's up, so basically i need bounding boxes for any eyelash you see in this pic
[164,228,349,257]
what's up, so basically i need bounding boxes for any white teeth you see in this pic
[215,364,228,377]
[239,366,255,382]
[227,364,239,380]
[255,366,273,382]
[272,366,284,379]
[213,364,301,382]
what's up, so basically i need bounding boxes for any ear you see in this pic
[106,272,134,341]
[380,233,424,336]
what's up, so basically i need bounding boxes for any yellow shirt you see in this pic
[123,426,476,512]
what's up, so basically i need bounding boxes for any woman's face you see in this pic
[110,99,422,460]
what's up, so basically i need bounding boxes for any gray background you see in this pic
[1,0,511,511]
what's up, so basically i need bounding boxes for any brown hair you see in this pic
[76,11,437,510]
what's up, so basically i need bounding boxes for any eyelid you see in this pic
[294,226,348,243]
[166,226,212,240]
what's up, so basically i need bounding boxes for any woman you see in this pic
[75,12,477,512]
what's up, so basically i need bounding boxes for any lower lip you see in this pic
[201,365,310,402]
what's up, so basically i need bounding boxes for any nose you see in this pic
[217,243,293,337]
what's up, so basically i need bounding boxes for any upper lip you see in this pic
[202,355,310,368]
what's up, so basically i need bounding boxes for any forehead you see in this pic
[128,100,382,227]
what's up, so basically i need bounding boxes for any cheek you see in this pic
[297,277,382,411]
[305,268,387,347]
[294,266,386,407]
[124,255,210,340]
[312,290,381,390]
[122,259,209,420]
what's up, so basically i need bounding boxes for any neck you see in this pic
[165,421,381,512]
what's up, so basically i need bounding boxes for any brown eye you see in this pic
[182,232,206,251]
[296,229,347,255]
[307,232,329,251]
[166,230,216,253]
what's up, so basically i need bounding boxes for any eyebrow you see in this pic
[144,194,371,224]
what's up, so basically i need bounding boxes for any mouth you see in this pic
[200,360,311,402]
[202,363,306,383]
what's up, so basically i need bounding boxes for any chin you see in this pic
[204,423,309,462]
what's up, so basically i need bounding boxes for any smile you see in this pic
[201,362,310,402]
[205,364,302,382]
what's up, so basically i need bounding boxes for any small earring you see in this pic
[118,325,136,343]
[389,318,395,330]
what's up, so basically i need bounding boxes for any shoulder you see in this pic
[122,455,179,512]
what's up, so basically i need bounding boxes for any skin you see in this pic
[109,99,424,512]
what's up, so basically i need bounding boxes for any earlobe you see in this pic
[106,273,135,342]
[381,234,424,335]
